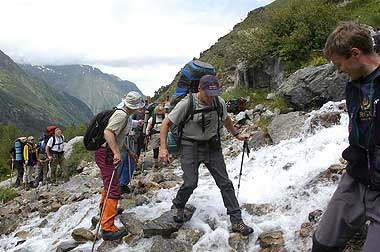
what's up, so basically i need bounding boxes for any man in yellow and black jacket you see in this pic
[23,136,39,190]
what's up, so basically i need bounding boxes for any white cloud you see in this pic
[0,0,274,96]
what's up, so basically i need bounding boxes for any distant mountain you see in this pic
[21,64,144,114]
[0,50,93,134]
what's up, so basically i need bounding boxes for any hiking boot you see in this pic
[173,207,185,223]
[91,208,124,230]
[120,185,131,195]
[101,227,128,241]
[231,222,254,236]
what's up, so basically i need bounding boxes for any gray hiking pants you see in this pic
[313,172,380,252]
[172,140,242,224]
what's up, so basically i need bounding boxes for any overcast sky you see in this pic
[0,0,274,96]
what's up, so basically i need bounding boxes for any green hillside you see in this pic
[21,64,143,114]
[0,50,93,134]
[155,0,380,101]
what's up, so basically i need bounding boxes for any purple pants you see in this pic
[95,148,121,199]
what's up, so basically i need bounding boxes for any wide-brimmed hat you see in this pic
[122,91,145,110]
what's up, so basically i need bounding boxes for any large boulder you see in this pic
[143,205,196,238]
[267,112,308,144]
[150,236,192,252]
[235,56,284,90]
[277,64,348,110]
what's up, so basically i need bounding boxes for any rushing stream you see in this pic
[0,101,349,252]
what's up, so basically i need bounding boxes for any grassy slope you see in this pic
[155,0,380,104]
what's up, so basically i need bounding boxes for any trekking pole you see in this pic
[237,140,250,199]
[127,137,133,197]
[47,160,51,190]
[91,165,118,252]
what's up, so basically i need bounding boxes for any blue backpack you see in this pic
[171,60,216,106]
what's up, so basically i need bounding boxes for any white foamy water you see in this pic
[0,101,349,252]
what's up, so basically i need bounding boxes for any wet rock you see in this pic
[55,241,80,252]
[174,229,204,245]
[51,201,62,212]
[0,215,18,235]
[144,181,162,191]
[277,63,347,110]
[328,164,345,174]
[267,112,308,144]
[143,173,165,184]
[150,236,192,252]
[71,227,94,242]
[248,131,272,150]
[310,112,341,128]
[38,219,48,228]
[119,213,144,235]
[259,246,287,252]
[299,222,316,238]
[38,191,52,201]
[308,210,323,223]
[242,203,274,216]
[160,181,178,189]
[119,198,136,209]
[282,162,294,171]
[305,164,344,188]
[135,195,150,206]
[257,230,285,248]
[14,230,28,239]
[97,240,122,252]
[229,233,249,251]
[15,239,26,246]
[123,233,141,245]
[143,205,196,238]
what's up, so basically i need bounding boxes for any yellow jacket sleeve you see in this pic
[35,144,39,160]
[23,144,29,161]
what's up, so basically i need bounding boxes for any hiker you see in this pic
[146,104,165,169]
[36,135,49,185]
[164,103,172,117]
[14,137,26,187]
[46,127,68,183]
[159,75,254,236]
[131,107,146,158]
[95,91,144,241]
[23,136,39,190]
[312,22,380,252]
[118,116,142,195]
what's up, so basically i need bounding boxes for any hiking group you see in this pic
[5,20,376,249]
[85,22,380,248]
[84,58,255,241]
[9,126,67,191]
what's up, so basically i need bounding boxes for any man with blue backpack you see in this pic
[159,74,254,236]
[13,137,26,187]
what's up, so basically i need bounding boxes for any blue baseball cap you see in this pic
[199,75,220,96]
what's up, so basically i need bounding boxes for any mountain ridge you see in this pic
[21,64,143,114]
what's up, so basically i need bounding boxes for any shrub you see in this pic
[0,187,19,203]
